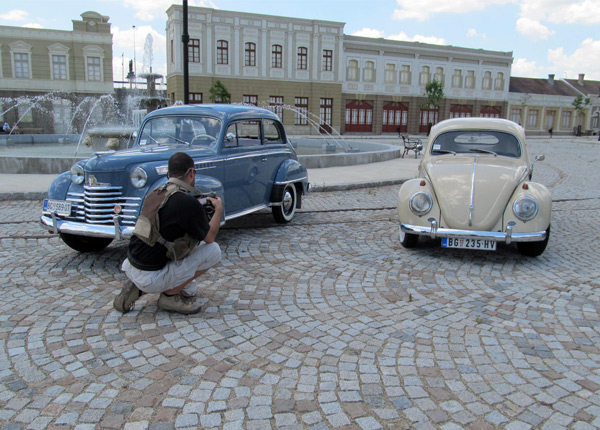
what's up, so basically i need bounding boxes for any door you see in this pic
[382,102,408,133]
[345,100,373,133]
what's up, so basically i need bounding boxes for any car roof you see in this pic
[144,103,281,122]
[429,117,526,142]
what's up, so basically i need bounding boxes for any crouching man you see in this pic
[114,152,223,314]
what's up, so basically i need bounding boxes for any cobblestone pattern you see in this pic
[1,138,600,429]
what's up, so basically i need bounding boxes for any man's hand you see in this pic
[204,196,223,244]
[206,196,223,212]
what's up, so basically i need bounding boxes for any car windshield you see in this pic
[431,130,522,158]
[137,116,222,151]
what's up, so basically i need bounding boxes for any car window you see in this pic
[138,116,221,151]
[264,119,285,144]
[431,131,522,157]
[224,120,261,148]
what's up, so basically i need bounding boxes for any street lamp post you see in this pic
[182,0,190,104]
[133,25,137,88]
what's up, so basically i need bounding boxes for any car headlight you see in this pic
[513,195,538,221]
[130,167,148,188]
[70,164,84,185]
[409,192,433,216]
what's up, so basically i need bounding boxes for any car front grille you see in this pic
[66,185,141,226]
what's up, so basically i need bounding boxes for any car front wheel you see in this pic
[60,233,113,253]
[272,183,297,223]
[517,225,550,257]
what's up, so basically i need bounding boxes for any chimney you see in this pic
[578,73,585,86]
[548,74,555,85]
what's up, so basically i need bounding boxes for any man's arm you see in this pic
[203,197,223,243]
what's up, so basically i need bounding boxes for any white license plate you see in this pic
[43,199,72,216]
[442,237,496,251]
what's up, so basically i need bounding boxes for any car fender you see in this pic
[397,178,441,226]
[46,171,73,200]
[503,182,551,232]
[270,159,308,205]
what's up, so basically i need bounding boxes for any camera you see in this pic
[196,191,216,220]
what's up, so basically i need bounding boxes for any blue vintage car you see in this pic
[41,104,309,252]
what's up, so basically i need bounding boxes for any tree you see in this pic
[209,80,231,104]
[422,80,444,110]
[572,94,591,134]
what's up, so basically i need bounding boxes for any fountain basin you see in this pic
[292,137,402,168]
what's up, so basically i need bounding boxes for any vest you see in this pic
[132,177,202,261]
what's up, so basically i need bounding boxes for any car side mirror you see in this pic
[226,132,236,143]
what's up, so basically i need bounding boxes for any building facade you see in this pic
[0,11,113,133]
[165,6,513,135]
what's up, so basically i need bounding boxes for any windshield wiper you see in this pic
[434,149,456,155]
[470,148,497,156]
[142,132,159,144]
[167,135,190,145]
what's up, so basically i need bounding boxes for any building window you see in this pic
[452,69,463,88]
[465,70,475,89]
[217,40,228,65]
[189,93,202,104]
[272,45,283,68]
[52,55,67,80]
[297,47,308,70]
[323,49,333,71]
[494,72,505,91]
[481,106,501,118]
[482,71,492,90]
[561,111,572,128]
[419,66,431,86]
[295,97,308,125]
[527,109,539,128]
[400,65,411,85]
[87,57,101,81]
[450,105,472,118]
[170,40,174,63]
[434,67,444,85]
[385,63,396,84]
[269,96,284,119]
[363,61,375,82]
[511,109,522,124]
[245,42,256,67]
[347,60,359,81]
[320,98,333,128]
[189,39,200,63]
[14,53,30,78]
[243,95,258,106]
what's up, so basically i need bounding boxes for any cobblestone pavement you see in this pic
[1,138,600,429]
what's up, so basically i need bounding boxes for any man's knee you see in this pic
[204,242,221,267]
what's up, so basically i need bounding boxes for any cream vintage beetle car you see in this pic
[398,117,551,256]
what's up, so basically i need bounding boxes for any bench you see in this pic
[401,135,423,158]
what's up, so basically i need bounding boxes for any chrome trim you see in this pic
[469,156,476,227]
[41,215,135,238]
[225,150,293,161]
[224,204,269,221]
[274,176,308,185]
[400,222,547,243]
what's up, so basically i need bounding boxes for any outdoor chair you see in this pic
[401,135,423,158]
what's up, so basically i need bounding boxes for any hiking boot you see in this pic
[113,280,142,313]
[157,293,203,314]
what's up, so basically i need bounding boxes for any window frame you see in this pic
[297,47,308,70]
[189,38,200,63]
[322,49,333,72]
[245,42,256,67]
[272,44,283,69]
[217,40,229,65]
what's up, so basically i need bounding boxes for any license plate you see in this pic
[43,199,72,216]
[442,237,496,251]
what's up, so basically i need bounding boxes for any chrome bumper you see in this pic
[41,214,134,240]
[401,220,547,244]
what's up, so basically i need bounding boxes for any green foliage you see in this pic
[572,94,591,112]
[422,80,444,109]
[209,80,231,104]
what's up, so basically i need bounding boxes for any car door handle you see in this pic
[261,157,267,162]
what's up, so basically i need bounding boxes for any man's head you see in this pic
[168,152,195,180]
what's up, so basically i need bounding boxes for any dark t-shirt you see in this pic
[127,191,211,271]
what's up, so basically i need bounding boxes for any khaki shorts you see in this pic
[122,242,221,295]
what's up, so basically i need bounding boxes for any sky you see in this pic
[1,0,599,85]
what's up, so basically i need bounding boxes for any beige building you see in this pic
[165,6,513,135]
[0,11,113,133]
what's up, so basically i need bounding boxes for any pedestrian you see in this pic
[2,122,9,133]
[548,127,553,138]
[114,152,223,314]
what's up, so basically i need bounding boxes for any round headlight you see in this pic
[513,195,538,221]
[130,167,148,188]
[409,192,433,216]
[70,164,84,185]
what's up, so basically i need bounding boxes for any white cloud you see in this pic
[389,32,447,45]
[352,28,384,38]
[0,9,28,21]
[511,57,542,77]
[466,28,487,39]
[122,0,217,21]
[393,0,515,21]
[547,38,600,80]
[23,23,43,29]
[515,17,554,40]
[519,0,600,25]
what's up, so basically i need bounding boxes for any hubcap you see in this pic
[282,190,293,214]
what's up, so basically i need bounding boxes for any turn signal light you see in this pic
[522,184,529,190]
[420,180,426,186]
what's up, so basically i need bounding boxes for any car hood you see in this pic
[84,144,216,171]
[424,155,528,230]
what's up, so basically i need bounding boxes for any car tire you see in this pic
[60,233,113,253]
[400,229,418,248]
[272,183,297,223]
[517,225,550,257]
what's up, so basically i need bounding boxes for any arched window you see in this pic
[420,66,430,85]
[385,63,396,84]
[494,72,505,91]
[363,61,375,82]
[347,60,359,81]
[482,71,492,90]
